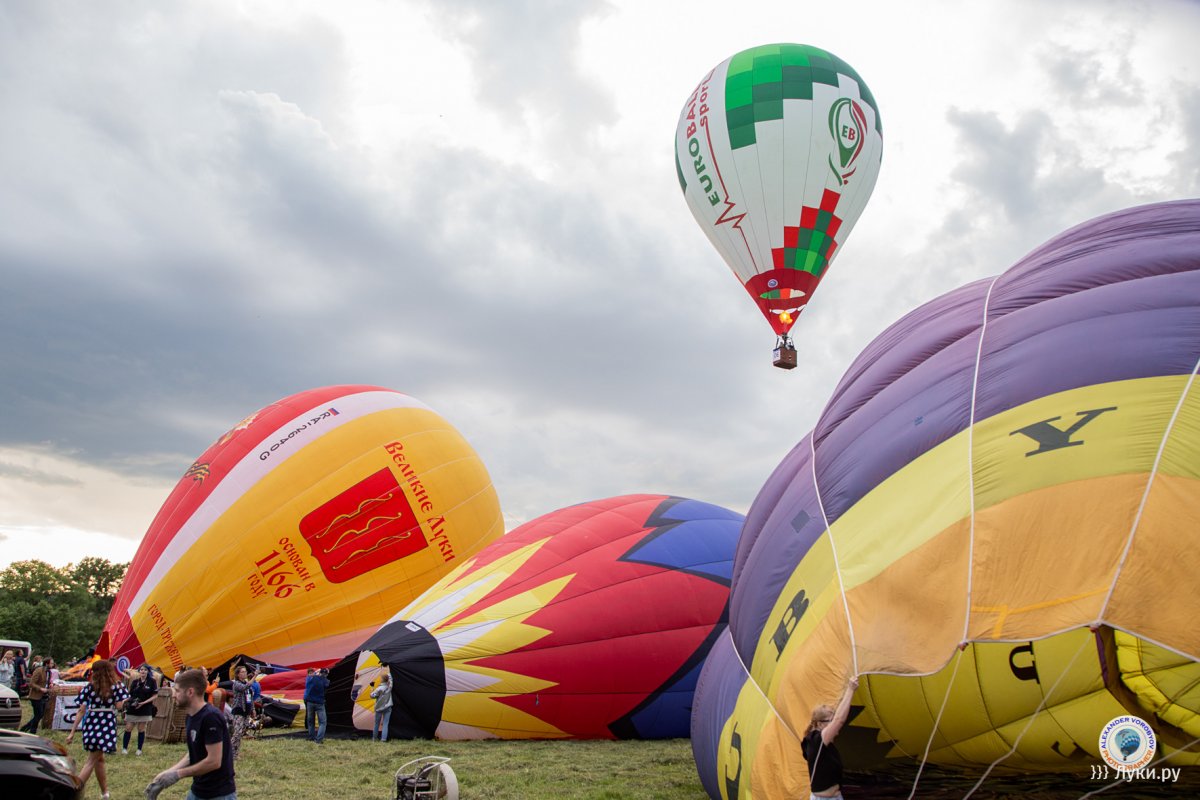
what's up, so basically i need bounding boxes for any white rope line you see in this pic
[1096,351,1200,620]
[1077,735,1200,798]
[725,632,806,747]
[725,434,856,793]
[963,276,1001,646]
[959,631,1095,799]
[917,276,997,800]
[906,646,968,800]
[809,434,859,677]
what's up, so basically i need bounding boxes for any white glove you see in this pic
[145,769,181,799]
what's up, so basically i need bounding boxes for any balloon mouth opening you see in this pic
[747,270,819,335]
[765,300,807,319]
[760,289,806,318]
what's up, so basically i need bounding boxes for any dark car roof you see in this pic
[0,728,65,756]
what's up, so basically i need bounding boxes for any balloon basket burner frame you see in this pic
[773,342,797,370]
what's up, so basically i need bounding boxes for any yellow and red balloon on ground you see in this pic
[97,385,504,675]
[326,494,744,740]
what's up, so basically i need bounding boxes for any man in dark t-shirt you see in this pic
[148,668,237,800]
[12,650,27,694]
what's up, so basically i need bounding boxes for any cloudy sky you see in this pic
[2,0,1198,570]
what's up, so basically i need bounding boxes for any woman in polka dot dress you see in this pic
[66,659,128,799]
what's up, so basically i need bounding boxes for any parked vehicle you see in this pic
[0,683,21,729]
[0,728,82,799]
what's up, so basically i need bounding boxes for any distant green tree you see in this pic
[0,560,70,597]
[0,558,127,662]
[71,556,126,602]
[0,598,79,660]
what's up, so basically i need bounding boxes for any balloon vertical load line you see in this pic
[1095,349,1200,622]
[904,646,967,800]
[724,619,805,743]
[959,632,1095,799]
[809,433,858,678]
[963,275,1001,648]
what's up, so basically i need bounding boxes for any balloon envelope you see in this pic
[327,494,744,740]
[692,201,1200,798]
[675,43,882,336]
[98,385,504,674]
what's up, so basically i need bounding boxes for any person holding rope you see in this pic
[369,668,394,742]
[801,676,859,800]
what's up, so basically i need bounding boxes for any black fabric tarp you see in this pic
[326,619,446,739]
[261,697,301,727]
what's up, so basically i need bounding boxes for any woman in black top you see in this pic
[123,665,158,755]
[801,677,859,799]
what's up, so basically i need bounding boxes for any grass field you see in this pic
[22,706,708,799]
[21,706,1200,799]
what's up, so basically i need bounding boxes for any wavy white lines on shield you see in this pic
[128,390,430,612]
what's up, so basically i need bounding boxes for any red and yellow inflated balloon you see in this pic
[98,385,503,673]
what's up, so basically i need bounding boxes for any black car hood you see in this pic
[0,728,65,756]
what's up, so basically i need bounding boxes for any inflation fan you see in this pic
[394,756,458,800]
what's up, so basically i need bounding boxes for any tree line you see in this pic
[0,557,127,663]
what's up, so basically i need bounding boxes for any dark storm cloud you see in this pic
[0,0,772,511]
[0,5,446,473]
[8,0,1196,545]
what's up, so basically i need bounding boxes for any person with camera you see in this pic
[121,664,158,754]
[227,664,257,759]
[303,667,331,744]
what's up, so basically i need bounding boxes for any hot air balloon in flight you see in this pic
[691,200,1200,798]
[96,385,504,675]
[675,43,883,369]
[325,494,744,740]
